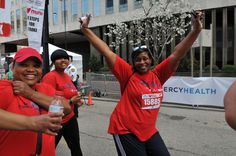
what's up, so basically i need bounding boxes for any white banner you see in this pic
[0,0,11,37]
[192,29,212,48]
[163,77,235,107]
[27,0,45,52]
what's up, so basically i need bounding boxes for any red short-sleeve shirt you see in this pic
[108,55,175,141]
[42,70,76,123]
[0,80,56,156]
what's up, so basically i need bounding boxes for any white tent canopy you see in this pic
[40,44,83,82]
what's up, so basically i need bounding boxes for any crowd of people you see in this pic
[0,9,235,156]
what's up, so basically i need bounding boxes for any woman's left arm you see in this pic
[12,81,71,115]
[169,11,204,70]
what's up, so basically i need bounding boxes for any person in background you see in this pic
[5,62,13,80]
[65,55,81,117]
[65,55,78,87]
[0,47,71,156]
[42,49,83,156]
[224,81,236,131]
[79,11,203,156]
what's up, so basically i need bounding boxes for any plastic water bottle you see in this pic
[49,91,64,113]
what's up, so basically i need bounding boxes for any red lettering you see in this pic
[31,9,43,15]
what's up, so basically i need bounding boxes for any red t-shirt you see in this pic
[42,70,76,123]
[0,80,56,156]
[108,55,175,141]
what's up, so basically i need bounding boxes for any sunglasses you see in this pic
[132,45,148,53]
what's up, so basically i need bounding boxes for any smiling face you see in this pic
[54,58,69,72]
[133,51,152,74]
[12,57,42,87]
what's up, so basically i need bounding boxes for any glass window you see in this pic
[52,0,58,25]
[134,0,142,9]
[106,0,113,14]
[119,0,128,12]
[71,0,78,21]
[11,11,15,34]
[93,0,100,17]
[82,0,89,16]
[16,9,21,34]
[61,0,68,23]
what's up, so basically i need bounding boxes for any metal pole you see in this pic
[200,46,203,77]
[210,24,213,77]
[42,0,50,75]
[190,48,194,77]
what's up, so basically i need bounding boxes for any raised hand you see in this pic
[191,10,204,32]
[79,13,92,29]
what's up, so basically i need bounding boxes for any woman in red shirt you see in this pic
[42,49,83,156]
[80,11,203,156]
[0,47,71,156]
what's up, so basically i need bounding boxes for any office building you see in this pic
[0,0,236,72]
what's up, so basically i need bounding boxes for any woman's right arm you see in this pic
[0,109,63,135]
[80,14,116,70]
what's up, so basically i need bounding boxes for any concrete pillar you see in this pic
[88,0,93,15]
[222,8,228,65]
[48,1,53,27]
[128,0,134,11]
[78,0,82,17]
[114,0,119,13]
[68,0,72,23]
[58,0,62,25]
[100,0,105,16]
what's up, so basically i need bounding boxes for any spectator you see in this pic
[0,47,71,156]
[42,49,83,156]
[65,55,81,117]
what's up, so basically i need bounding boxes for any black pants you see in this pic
[74,104,79,118]
[55,115,83,156]
[113,132,170,156]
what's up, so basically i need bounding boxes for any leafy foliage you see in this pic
[105,0,196,63]
[221,65,236,73]
[88,55,102,72]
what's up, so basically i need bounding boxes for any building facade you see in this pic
[0,0,236,73]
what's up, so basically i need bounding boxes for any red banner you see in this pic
[0,0,5,9]
[0,0,11,37]
[0,23,11,36]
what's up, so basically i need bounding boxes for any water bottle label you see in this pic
[49,105,64,113]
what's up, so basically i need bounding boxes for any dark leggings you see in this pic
[113,132,170,156]
[55,115,83,156]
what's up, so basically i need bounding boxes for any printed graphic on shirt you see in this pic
[141,92,162,109]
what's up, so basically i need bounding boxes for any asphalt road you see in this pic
[56,99,236,156]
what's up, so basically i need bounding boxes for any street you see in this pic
[56,99,236,156]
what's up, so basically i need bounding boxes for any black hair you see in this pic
[51,49,69,62]
[131,46,154,68]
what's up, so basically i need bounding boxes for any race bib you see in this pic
[141,93,162,110]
